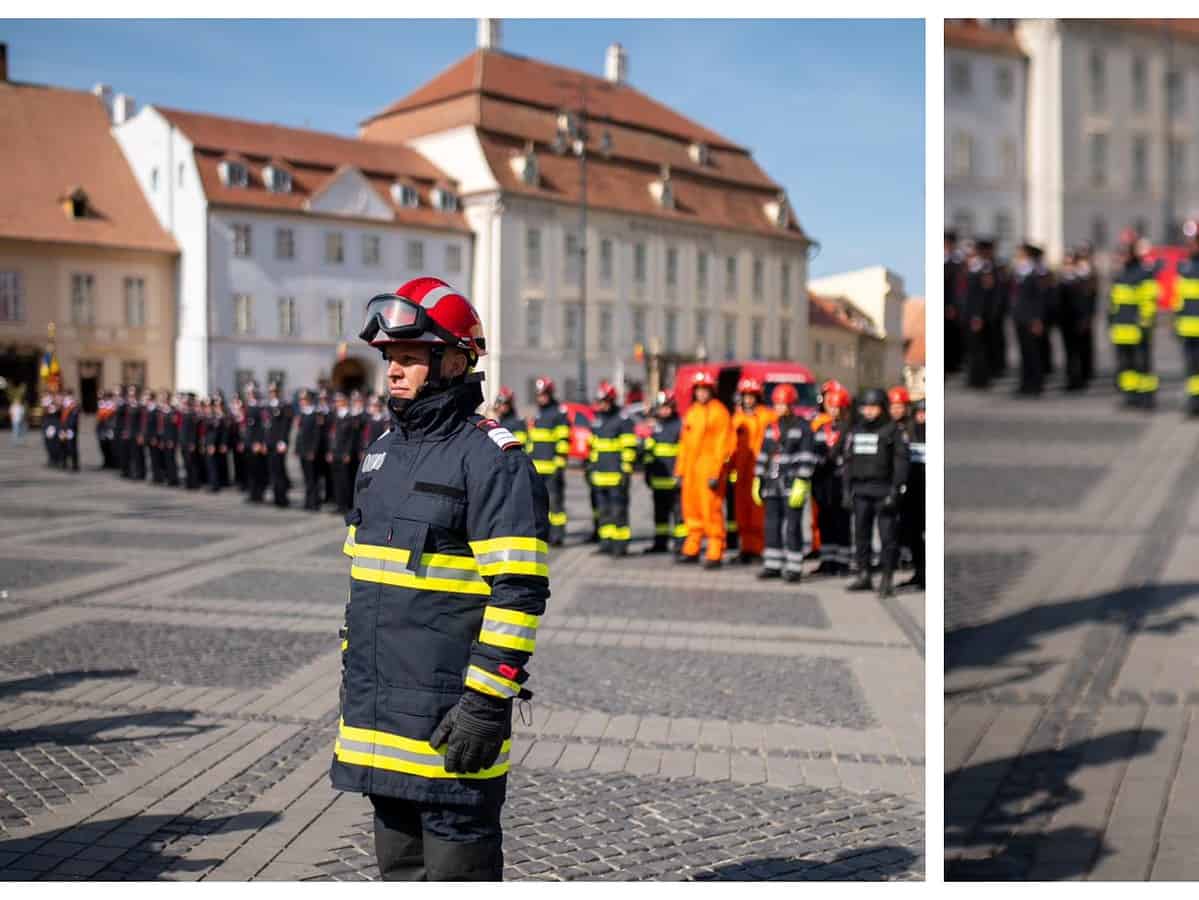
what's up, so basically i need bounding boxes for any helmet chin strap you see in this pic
[381,344,481,418]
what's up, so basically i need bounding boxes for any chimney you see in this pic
[477,18,501,51]
[113,92,137,125]
[92,83,113,119]
[0,44,7,82]
[605,43,628,84]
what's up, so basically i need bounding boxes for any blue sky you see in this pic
[2,18,925,294]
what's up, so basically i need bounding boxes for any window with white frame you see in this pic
[234,294,254,335]
[363,234,382,266]
[1001,138,1018,179]
[124,277,146,327]
[278,297,297,337]
[1089,49,1106,113]
[0,271,24,322]
[725,255,737,297]
[234,368,254,392]
[1132,56,1148,110]
[526,228,542,281]
[433,187,457,211]
[564,232,581,285]
[695,310,708,345]
[752,257,764,301]
[445,244,463,274]
[950,58,972,95]
[665,310,678,353]
[275,227,295,260]
[697,251,709,297]
[634,242,647,284]
[220,160,248,188]
[599,305,613,352]
[1168,68,1185,116]
[70,273,95,326]
[392,183,420,208]
[325,232,344,265]
[407,240,424,271]
[779,322,791,359]
[123,360,147,389]
[265,166,291,194]
[751,317,764,357]
[632,307,647,347]
[564,304,580,350]
[666,246,678,291]
[1090,133,1108,188]
[781,262,791,307]
[233,224,252,258]
[524,298,543,349]
[599,238,614,285]
[327,299,345,338]
[1133,134,1149,191]
[723,314,737,359]
[951,131,975,178]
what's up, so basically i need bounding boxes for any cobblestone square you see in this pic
[0,423,922,881]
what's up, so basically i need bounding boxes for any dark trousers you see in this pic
[249,451,268,501]
[1061,315,1086,390]
[988,315,1008,377]
[183,447,199,489]
[116,437,129,476]
[946,311,963,374]
[853,493,897,575]
[370,793,503,882]
[99,437,113,469]
[763,496,805,575]
[131,440,147,480]
[1040,318,1054,376]
[815,486,852,568]
[1115,340,1155,407]
[541,472,566,544]
[594,482,630,554]
[1016,323,1044,395]
[650,487,684,550]
[588,484,600,540]
[163,444,179,486]
[319,455,335,505]
[1080,324,1095,383]
[193,449,207,486]
[234,448,247,491]
[900,488,925,581]
[205,450,222,492]
[332,460,354,513]
[724,482,739,550]
[1185,339,1199,416]
[965,324,991,388]
[269,450,290,506]
[62,438,79,471]
[301,457,320,509]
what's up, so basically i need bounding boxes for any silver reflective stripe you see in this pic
[468,668,520,698]
[910,442,926,463]
[474,547,545,567]
[418,284,457,309]
[854,434,879,455]
[353,554,485,584]
[339,736,510,769]
[763,548,784,560]
[481,619,537,641]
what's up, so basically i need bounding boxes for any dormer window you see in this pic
[649,164,674,210]
[688,141,710,166]
[264,165,292,194]
[764,192,791,229]
[510,142,539,186]
[61,186,90,219]
[391,182,420,208]
[433,187,458,212]
[219,160,249,188]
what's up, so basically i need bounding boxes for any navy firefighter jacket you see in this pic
[331,378,551,806]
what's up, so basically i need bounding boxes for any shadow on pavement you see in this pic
[0,710,216,752]
[0,810,280,880]
[693,845,920,881]
[946,582,1199,675]
[946,727,1163,880]
[0,670,140,699]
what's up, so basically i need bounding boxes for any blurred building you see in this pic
[0,51,178,410]
[807,292,886,395]
[807,265,906,383]
[360,20,814,405]
[947,19,1199,263]
[902,295,926,398]
[114,103,472,397]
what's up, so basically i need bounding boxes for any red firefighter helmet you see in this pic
[1184,218,1199,242]
[736,375,763,395]
[496,385,515,404]
[359,277,486,360]
[888,386,911,407]
[595,379,618,403]
[823,381,851,411]
[691,370,717,392]
[534,377,556,399]
[771,383,798,407]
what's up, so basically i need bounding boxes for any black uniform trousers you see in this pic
[192,448,207,486]
[163,445,178,486]
[370,793,504,882]
[183,447,200,489]
[149,442,164,484]
[205,451,222,492]
[269,450,290,507]
[116,436,129,476]
[301,457,320,510]
[900,490,924,581]
[1016,323,1044,394]
[1061,315,1086,390]
[332,460,354,514]
[62,437,79,471]
[1184,339,1199,416]
[1115,342,1153,407]
[725,483,739,550]
[540,472,566,545]
[130,440,146,480]
[594,483,630,555]
[234,447,247,491]
[946,313,963,374]
[853,494,898,575]
[965,326,991,388]
[650,487,684,551]
[249,450,268,501]
[763,497,805,575]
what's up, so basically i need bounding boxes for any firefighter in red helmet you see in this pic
[641,387,685,553]
[492,385,527,451]
[333,277,550,881]
[527,376,570,544]
[754,383,817,581]
[587,379,635,555]
[730,375,776,564]
[1109,227,1160,408]
[676,370,734,567]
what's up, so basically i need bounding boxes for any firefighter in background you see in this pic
[1058,247,1096,392]
[754,383,817,582]
[900,398,926,590]
[945,230,965,374]
[58,391,80,472]
[888,386,910,428]
[1173,218,1199,416]
[676,370,733,569]
[492,386,527,451]
[641,388,685,554]
[588,380,635,556]
[1109,229,1160,408]
[964,238,999,389]
[1011,242,1050,397]
[729,376,776,565]
[527,377,570,546]
[267,382,294,508]
[811,381,852,576]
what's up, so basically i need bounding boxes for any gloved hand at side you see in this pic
[751,476,763,506]
[788,478,810,509]
[430,688,510,773]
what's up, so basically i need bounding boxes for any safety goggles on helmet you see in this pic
[358,293,485,354]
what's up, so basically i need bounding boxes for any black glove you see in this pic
[707,477,720,490]
[429,689,510,774]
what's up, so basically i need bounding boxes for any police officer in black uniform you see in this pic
[964,238,999,388]
[161,391,180,487]
[180,394,200,489]
[317,388,334,507]
[243,385,267,501]
[120,385,139,478]
[899,398,926,590]
[328,392,357,515]
[945,230,965,375]
[1011,242,1049,396]
[641,388,684,554]
[333,276,549,882]
[588,380,635,557]
[265,382,293,507]
[294,389,322,511]
[845,388,910,598]
[527,377,570,546]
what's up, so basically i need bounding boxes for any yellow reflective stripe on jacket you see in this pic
[533,458,561,475]
[1176,276,1199,309]
[343,525,357,558]
[1110,323,1142,345]
[478,606,538,652]
[618,433,638,448]
[469,536,550,578]
[548,510,567,526]
[554,441,570,455]
[650,476,680,490]
[336,720,511,780]
[1179,318,1199,337]
[350,543,491,596]
[590,471,624,487]
[529,427,557,442]
[651,444,679,457]
[592,437,624,452]
[465,664,522,699]
[1111,284,1139,305]
[1187,375,1199,396]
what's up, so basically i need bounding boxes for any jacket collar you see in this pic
[389,380,483,439]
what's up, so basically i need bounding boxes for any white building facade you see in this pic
[808,266,907,383]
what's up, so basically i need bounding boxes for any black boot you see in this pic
[643,541,670,554]
[702,558,722,570]
[757,568,781,580]
[899,572,925,590]
[847,572,873,592]
[676,553,699,565]
[782,570,802,584]
[878,571,895,598]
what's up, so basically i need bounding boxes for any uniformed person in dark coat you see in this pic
[244,385,268,502]
[179,394,200,489]
[945,230,965,375]
[112,387,129,475]
[588,380,636,557]
[295,389,322,511]
[203,397,226,492]
[266,382,293,507]
[160,391,180,486]
[334,277,549,882]
[964,239,999,388]
[1011,242,1049,396]
[1076,243,1099,385]
[491,387,527,452]
[132,390,152,480]
[988,248,1011,379]
[527,378,570,546]
[328,392,358,515]
[317,388,334,507]
[641,388,685,554]
[363,394,390,448]
[229,396,247,491]
[148,392,165,484]
[844,388,910,598]
[120,385,139,477]
[899,398,926,589]
[754,383,817,582]
[59,391,80,472]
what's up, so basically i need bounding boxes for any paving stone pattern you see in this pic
[314,768,923,882]
[530,644,875,729]
[574,582,830,629]
[945,550,1034,634]
[946,464,1103,511]
[0,621,333,688]
[946,417,1143,447]
[0,419,922,881]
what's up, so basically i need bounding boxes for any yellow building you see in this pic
[0,63,177,414]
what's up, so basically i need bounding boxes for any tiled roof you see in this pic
[808,292,879,337]
[944,21,1026,58]
[0,81,177,253]
[157,107,471,234]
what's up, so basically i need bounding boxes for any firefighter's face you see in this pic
[695,385,712,404]
[915,408,926,425]
[384,342,432,400]
[862,403,882,421]
[890,402,907,421]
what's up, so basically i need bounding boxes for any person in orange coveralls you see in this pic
[675,370,733,569]
[729,376,777,565]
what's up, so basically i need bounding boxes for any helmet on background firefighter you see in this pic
[690,370,717,397]
[1185,218,1199,249]
[594,379,618,405]
[495,385,516,412]
[860,387,888,409]
[736,376,763,396]
[771,382,798,410]
[534,376,556,402]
